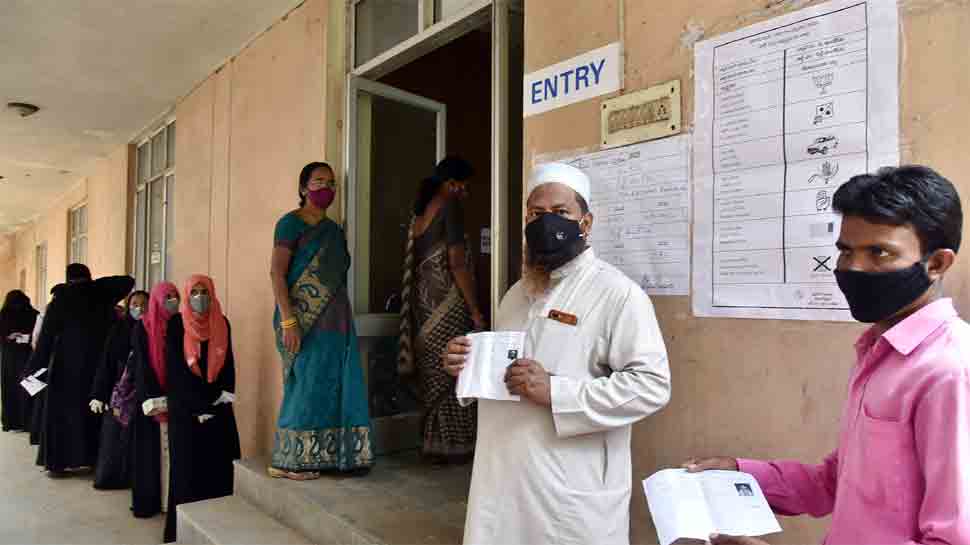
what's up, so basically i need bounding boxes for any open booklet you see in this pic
[7,332,30,344]
[456,331,525,404]
[20,368,47,397]
[643,469,782,545]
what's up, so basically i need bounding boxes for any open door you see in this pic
[346,77,446,453]
[347,77,446,337]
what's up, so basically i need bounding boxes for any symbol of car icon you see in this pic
[807,136,839,155]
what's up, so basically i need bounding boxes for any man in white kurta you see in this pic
[446,163,671,545]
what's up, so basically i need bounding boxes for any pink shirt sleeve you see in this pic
[908,375,970,545]
[737,451,839,518]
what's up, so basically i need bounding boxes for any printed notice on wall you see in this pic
[692,0,899,320]
[562,135,691,296]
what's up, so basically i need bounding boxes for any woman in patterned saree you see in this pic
[269,162,373,480]
[399,156,484,464]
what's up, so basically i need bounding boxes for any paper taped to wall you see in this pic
[691,0,900,320]
[560,135,691,296]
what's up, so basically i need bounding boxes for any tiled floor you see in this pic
[0,430,164,544]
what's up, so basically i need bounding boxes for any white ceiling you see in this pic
[0,0,303,233]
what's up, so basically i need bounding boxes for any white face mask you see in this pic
[190,294,211,314]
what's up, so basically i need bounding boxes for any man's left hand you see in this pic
[709,534,770,545]
[504,359,551,406]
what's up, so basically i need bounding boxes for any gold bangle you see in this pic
[281,318,298,329]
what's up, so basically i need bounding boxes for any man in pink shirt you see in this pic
[685,165,970,545]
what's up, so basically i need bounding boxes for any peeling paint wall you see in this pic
[525,1,970,543]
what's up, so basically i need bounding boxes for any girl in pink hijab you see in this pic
[130,282,179,519]
[162,274,239,544]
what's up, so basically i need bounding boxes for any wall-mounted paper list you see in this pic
[691,0,900,320]
[456,332,525,405]
[563,135,691,296]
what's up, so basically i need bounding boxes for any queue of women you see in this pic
[0,156,481,542]
[0,271,238,543]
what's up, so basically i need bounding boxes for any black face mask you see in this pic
[834,261,933,323]
[525,213,585,271]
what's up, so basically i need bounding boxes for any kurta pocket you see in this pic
[528,317,591,377]
[557,485,628,545]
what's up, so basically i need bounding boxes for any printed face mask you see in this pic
[525,213,584,271]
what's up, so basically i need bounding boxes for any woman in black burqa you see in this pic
[0,290,38,432]
[26,264,134,476]
[162,275,239,543]
[89,290,149,489]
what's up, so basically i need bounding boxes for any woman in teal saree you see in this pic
[269,162,373,480]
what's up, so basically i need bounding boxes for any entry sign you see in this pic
[524,42,622,118]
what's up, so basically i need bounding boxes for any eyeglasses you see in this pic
[307,177,336,190]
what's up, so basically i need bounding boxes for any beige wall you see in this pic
[172,0,334,456]
[85,146,131,278]
[0,2,966,542]
[0,235,17,299]
[10,181,86,306]
[2,144,130,310]
[0,0,339,459]
[12,228,37,306]
[525,1,970,544]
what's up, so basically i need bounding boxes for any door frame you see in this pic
[345,77,447,337]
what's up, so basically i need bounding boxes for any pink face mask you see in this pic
[307,188,335,209]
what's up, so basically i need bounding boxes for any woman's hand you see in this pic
[283,325,302,354]
[443,336,472,377]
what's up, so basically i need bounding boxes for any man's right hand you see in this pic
[442,336,472,377]
[682,457,739,473]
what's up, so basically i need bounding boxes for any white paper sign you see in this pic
[456,332,525,404]
[692,0,899,320]
[524,42,622,117]
[562,135,691,296]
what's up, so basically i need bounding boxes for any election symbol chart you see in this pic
[692,0,899,320]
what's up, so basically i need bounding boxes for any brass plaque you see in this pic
[601,80,682,149]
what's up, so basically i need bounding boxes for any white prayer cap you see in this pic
[527,162,591,204]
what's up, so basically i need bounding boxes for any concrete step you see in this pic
[234,451,471,545]
[176,495,312,545]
